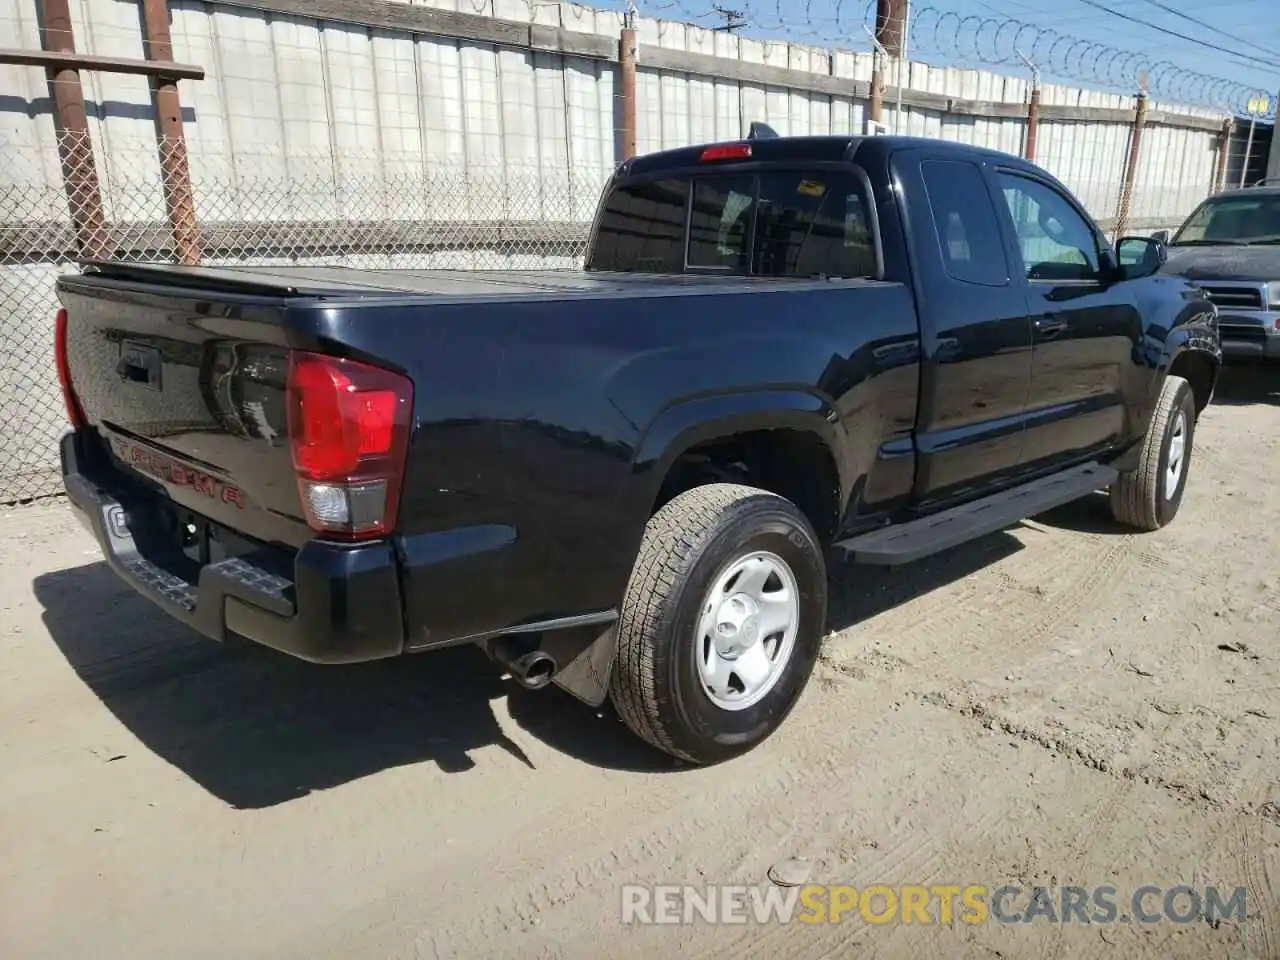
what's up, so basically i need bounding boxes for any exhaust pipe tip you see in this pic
[512,651,557,689]
[484,637,558,690]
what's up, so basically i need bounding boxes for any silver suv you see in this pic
[1157,182,1280,360]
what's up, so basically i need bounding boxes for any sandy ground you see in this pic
[1,365,1278,960]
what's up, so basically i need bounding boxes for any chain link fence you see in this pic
[0,131,606,503]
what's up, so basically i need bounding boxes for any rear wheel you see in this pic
[609,483,828,764]
[1109,374,1197,531]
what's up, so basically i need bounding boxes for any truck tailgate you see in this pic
[58,266,317,549]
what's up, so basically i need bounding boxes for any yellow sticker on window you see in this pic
[797,180,827,198]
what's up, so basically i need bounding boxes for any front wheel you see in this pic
[609,483,828,765]
[1109,374,1197,531]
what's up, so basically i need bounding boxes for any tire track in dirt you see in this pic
[1036,709,1176,960]
[1234,818,1278,960]
[672,756,1024,960]
[827,532,1137,694]
[287,711,865,959]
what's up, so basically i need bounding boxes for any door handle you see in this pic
[1034,316,1067,338]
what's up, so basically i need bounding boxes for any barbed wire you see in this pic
[633,0,1273,117]
[884,5,1273,116]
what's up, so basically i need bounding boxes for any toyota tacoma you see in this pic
[55,131,1221,764]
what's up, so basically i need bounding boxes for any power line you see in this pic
[1071,0,1280,70]
[1131,0,1278,61]
[711,4,748,30]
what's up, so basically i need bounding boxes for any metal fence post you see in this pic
[141,0,201,264]
[39,0,110,261]
[618,17,637,161]
[1215,117,1233,194]
[1017,50,1040,162]
[869,51,884,126]
[1114,83,1148,240]
[1024,82,1041,162]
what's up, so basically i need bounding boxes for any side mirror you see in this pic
[1115,235,1168,280]
[1150,229,1171,245]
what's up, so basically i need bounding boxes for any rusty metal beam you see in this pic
[0,47,204,80]
[39,0,110,261]
[140,0,201,264]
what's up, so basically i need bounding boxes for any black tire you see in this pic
[1109,374,1197,531]
[609,483,828,765]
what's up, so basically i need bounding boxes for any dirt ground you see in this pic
[1,365,1277,960]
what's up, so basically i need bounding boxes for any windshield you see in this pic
[1173,193,1280,245]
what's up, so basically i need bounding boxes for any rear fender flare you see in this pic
[627,389,850,519]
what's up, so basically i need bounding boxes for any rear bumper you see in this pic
[61,431,405,664]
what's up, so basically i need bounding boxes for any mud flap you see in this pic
[544,623,619,708]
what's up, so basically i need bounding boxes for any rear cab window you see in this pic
[919,159,1009,286]
[588,166,879,279]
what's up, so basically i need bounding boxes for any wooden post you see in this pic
[1114,85,1149,241]
[141,0,201,264]
[39,0,110,261]
[618,24,637,161]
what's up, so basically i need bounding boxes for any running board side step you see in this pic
[833,461,1119,566]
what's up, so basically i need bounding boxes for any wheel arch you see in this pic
[1165,345,1219,415]
[628,389,850,542]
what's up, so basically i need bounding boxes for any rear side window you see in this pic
[688,175,755,270]
[589,168,878,279]
[920,160,1008,286]
[752,171,876,279]
[589,178,688,273]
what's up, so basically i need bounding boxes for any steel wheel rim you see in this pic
[1165,411,1187,500]
[693,550,800,712]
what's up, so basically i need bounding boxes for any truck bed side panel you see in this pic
[282,282,921,648]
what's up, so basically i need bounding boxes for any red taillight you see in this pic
[700,143,752,162]
[54,306,86,428]
[286,351,413,540]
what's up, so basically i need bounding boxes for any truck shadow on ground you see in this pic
[34,532,1025,809]
[1028,490,1129,535]
[1210,362,1280,406]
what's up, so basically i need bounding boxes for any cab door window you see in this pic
[996,172,1102,282]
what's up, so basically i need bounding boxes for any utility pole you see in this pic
[874,0,906,57]
[869,0,907,131]
[712,5,746,32]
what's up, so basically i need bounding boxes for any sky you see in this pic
[617,0,1280,116]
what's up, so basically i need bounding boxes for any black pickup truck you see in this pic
[55,132,1221,764]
